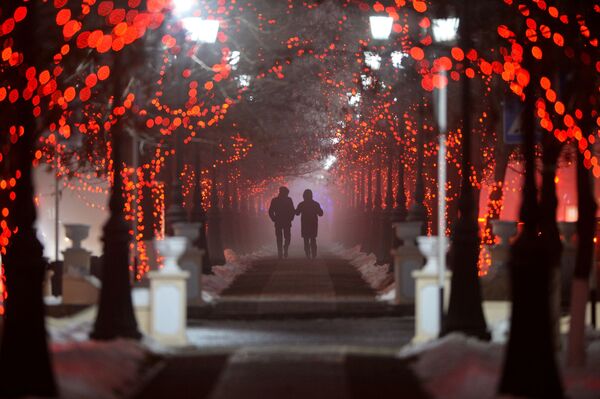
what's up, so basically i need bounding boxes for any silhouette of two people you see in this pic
[268,187,324,260]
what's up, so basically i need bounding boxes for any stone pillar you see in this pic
[173,222,204,304]
[412,236,450,343]
[391,221,424,304]
[148,237,190,346]
[62,224,98,305]
[63,224,92,275]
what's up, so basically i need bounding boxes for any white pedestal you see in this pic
[147,270,190,346]
[179,248,204,304]
[62,275,100,305]
[63,247,92,275]
[392,246,423,304]
[173,222,204,304]
[412,269,451,344]
[132,287,150,336]
[391,222,424,304]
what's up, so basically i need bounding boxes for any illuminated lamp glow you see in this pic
[236,74,251,88]
[172,0,195,16]
[323,155,337,170]
[364,51,382,70]
[432,17,460,43]
[369,16,393,40]
[182,18,219,43]
[391,51,408,69]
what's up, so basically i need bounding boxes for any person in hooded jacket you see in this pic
[295,189,324,259]
[268,186,295,259]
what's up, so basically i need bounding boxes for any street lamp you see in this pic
[439,5,489,340]
[369,16,393,41]
[165,13,220,233]
[431,16,459,329]
[432,18,460,43]
[181,18,220,43]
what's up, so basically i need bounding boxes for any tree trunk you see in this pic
[0,89,57,399]
[498,60,564,397]
[0,3,57,395]
[91,51,141,340]
[567,145,597,367]
[539,134,564,351]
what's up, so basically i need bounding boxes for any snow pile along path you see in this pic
[399,332,600,399]
[202,246,276,302]
[52,339,152,399]
[330,243,394,300]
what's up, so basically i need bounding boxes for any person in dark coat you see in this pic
[268,186,295,259]
[295,189,324,259]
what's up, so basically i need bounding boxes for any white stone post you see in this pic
[62,224,99,305]
[412,236,450,344]
[391,221,424,304]
[173,222,204,304]
[148,237,189,346]
[63,224,92,275]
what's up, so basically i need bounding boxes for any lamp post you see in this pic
[368,15,393,262]
[431,16,459,328]
[407,101,427,228]
[438,7,489,340]
[164,17,220,235]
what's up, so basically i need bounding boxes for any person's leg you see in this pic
[303,237,310,259]
[275,226,283,259]
[310,237,317,259]
[283,226,291,258]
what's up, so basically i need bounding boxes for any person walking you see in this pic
[295,189,324,259]
[268,186,295,259]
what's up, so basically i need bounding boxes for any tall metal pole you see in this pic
[54,168,60,262]
[436,68,448,328]
[442,1,489,340]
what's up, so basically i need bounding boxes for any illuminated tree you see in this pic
[0,3,58,396]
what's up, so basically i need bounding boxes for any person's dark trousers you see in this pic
[275,225,291,259]
[303,237,317,259]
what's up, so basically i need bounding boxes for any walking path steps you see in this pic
[135,253,427,399]
[190,256,408,318]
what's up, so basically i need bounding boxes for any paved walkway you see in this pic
[134,254,426,399]
[192,257,406,318]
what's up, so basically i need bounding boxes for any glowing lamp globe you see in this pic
[182,18,220,43]
[432,18,460,43]
[369,16,393,40]
[172,0,195,16]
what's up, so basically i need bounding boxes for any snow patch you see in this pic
[330,243,393,299]
[202,246,275,302]
[52,339,151,399]
[400,332,600,399]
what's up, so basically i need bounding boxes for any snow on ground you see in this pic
[52,339,152,399]
[330,243,394,300]
[202,246,275,302]
[400,332,600,399]
[41,246,272,398]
